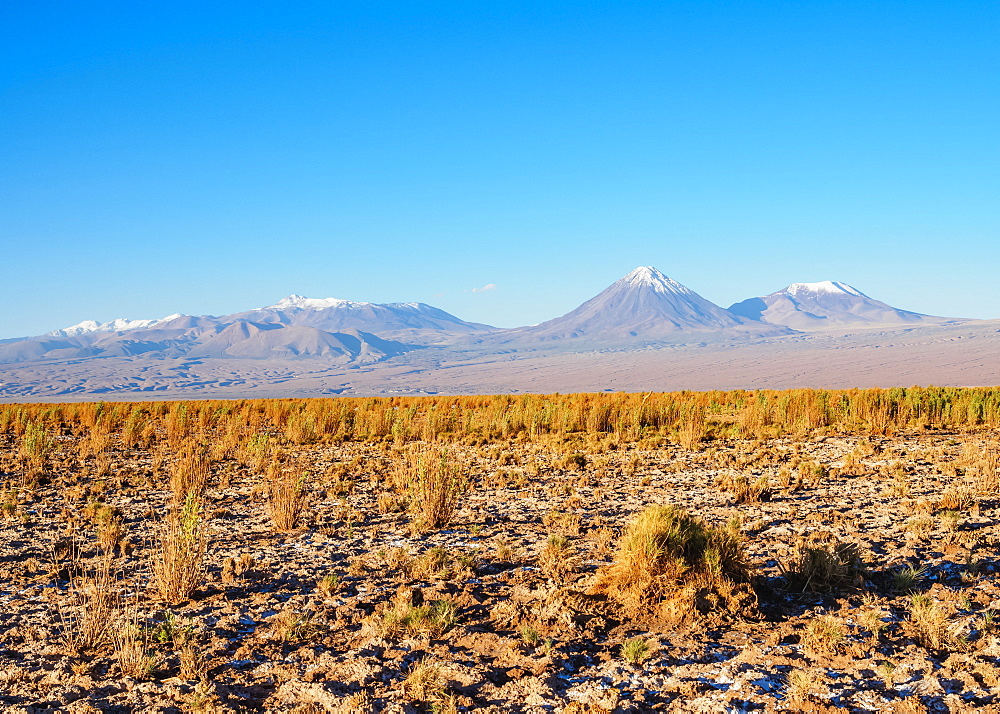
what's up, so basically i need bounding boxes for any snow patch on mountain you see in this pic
[786,281,867,298]
[47,314,184,338]
[267,295,363,310]
[621,266,694,295]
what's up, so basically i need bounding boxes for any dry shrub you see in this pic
[590,504,754,623]
[152,493,208,603]
[797,460,827,486]
[96,511,126,555]
[60,559,119,652]
[376,491,407,514]
[267,467,308,531]
[169,441,210,501]
[221,553,255,584]
[113,609,159,679]
[677,411,706,450]
[403,446,468,534]
[779,533,865,593]
[556,452,588,472]
[121,407,150,449]
[962,442,1000,489]
[589,527,616,558]
[542,508,583,535]
[493,536,518,562]
[937,487,977,512]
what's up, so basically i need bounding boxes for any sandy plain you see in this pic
[2,319,1000,402]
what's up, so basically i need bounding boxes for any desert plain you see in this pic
[2,389,1000,712]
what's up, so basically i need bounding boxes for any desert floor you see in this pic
[2,429,1000,712]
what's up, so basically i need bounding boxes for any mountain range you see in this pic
[1,267,964,364]
[1,267,988,400]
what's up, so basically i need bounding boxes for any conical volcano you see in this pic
[506,266,787,341]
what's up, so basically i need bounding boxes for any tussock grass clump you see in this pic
[539,534,579,584]
[169,441,210,501]
[272,608,326,643]
[112,610,159,679]
[402,660,456,710]
[59,559,120,652]
[780,534,865,593]
[892,563,926,593]
[907,594,968,652]
[801,615,846,657]
[620,637,653,665]
[717,473,771,503]
[377,599,457,639]
[590,505,755,623]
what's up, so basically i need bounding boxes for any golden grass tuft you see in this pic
[779,533,865,593]
[590,504,755,623]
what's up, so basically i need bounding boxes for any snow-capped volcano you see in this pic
[229,295,496,344]
[620,266,698,295]
[47,314,183,338]
[729,281,955,330]
[502,266,789,341]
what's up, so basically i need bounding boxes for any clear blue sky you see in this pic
[2,1,998,337]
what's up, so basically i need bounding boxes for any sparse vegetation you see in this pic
[539,533,578,584]
[2,389,1000,709]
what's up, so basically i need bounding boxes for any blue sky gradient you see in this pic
[2,1,998,336]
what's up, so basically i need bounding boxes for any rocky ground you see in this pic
[2,428,1000,712]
